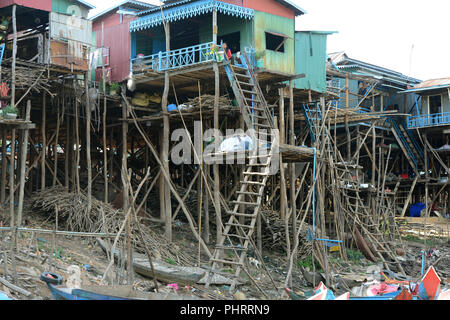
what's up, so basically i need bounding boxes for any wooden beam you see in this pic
[17,101,31,226]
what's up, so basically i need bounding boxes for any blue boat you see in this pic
[41,272,204,300]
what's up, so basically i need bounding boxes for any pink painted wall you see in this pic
[221,0,295,19]
[93,12,136,82]
[0,0,52,11]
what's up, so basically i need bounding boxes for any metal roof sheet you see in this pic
[138,0,306,16]
[89,0,155,21]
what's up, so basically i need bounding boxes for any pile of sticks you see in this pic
[261,210,312,257]
[30,187,198,267]
[1,59,52,95]
[184,95,234,110]
[30,187,121,233]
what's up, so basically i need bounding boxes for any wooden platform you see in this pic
[204,143,315,164]
[0,119,35,129]
[295,107,399,125]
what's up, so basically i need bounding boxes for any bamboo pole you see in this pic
[85,72,92,214]
[17,101,31,226]
[279,88,286,221]
[121,95,132,285]
[1,128,7,206]
[102,22,109,203]
[53,103,60,187]
[41,93,46,190]
[9,128,15,223]
[65,112,70,191]
[162,22,172,241]
[75,90,80,193]
[213,61,222,247]
[11,5,17,108]
[288,80,296,266]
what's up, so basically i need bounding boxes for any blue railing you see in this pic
[389,118,419,169]
[131,42,216,73]
[407,112,450,129]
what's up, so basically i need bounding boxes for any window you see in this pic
[265,32,286,53]
[96,47,110,67]
[429,95,442,114]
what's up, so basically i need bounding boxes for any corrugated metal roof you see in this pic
[75,0,96,9]
[401,77,450,94]
[90,0,155,21]
[138,0,306,16]
[412,77,450,89]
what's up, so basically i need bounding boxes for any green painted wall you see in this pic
[294,32,329,93]
[198,15,253,52]
[254,11,295,75]
[52,0,89,18]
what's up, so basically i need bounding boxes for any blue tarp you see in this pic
[410,202,426,217]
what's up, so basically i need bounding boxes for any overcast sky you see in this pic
[88,0,450,81]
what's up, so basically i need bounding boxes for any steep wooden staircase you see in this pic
[390,119,424,172]
[204,52,276,290]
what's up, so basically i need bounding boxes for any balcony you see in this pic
[407,112,450,129]
[131,42,217,76]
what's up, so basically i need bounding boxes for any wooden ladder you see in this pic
[204,53,276,290]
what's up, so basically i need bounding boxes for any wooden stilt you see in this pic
[161,22,172,241]
[1,128,7,207]
[17,101,31,226]
[41,94,46,190]
[213,61,222,247]
[85,73,92,214]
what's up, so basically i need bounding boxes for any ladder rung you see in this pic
[232,200,259,206]
[241,89,257,95]
[240,180,265,185]
[230,212,257,218]
[224,233,248,240]
[238,81,253,86]
[248,163,269,167]
[245,97,262,102]
[235,73,251,79]
[244,171,267,176]
[214,245,247,251]
[236,191,262,196]
[248,155,271,159]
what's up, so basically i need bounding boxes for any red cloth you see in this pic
[225,48,232,60]
[369,283,399,295]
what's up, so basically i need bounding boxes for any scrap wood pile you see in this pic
[30,187,197,267]
[395,217,450,239]
[1,59,52,94]
[183,95,234,110]
[30,187,120,233]
[260,210,312,258]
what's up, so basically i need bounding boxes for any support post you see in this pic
[85,72,92,214]
[17,101,31,226]
[41,93,46,190]
[1,128,7,206]
[162,22,172,241]
[213,61,222,247]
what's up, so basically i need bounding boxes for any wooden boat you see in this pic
[41,272,203,300]
[418,266,441,300]
[96,238,205,286]
[97,238,236,286]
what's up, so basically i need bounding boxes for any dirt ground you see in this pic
[0,208,448,300]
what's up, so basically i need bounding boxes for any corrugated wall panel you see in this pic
[96,21,131,83]
[0,0,52,11]
[294,32,328,93]
[254,11,295,75]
